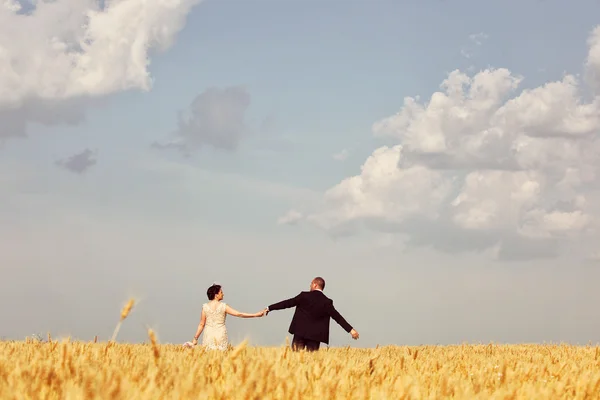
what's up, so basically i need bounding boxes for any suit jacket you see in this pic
[268,290,353,344]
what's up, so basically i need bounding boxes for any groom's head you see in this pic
[310,277,325,291]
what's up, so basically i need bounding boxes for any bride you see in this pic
[190,283,265,350]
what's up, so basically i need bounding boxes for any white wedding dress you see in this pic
[201,301,229,351]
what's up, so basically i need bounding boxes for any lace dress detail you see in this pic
[202,301,228,351]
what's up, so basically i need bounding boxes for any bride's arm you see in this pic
[226,305,264,318]
[192,309,207,344]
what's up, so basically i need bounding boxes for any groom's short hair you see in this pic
[313,277,325,290]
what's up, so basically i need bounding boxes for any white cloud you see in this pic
[309,146,452,231]
[372,68,522,157]
[332,149,349,161]
[498,75,600,138]
[586,26,600,91]
[0,0,202,138]
[277,209,303,225]
[283,25,600,261]
[451,170,542,231]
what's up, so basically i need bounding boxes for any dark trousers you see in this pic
[292,335,321,352]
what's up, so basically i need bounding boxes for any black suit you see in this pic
[267,290,353,350]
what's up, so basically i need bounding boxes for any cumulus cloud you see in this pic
[56,148,97,174]
[0,0,202,139]
[153,86,251,154]
[586,26,600,92]
[285,26,600,261]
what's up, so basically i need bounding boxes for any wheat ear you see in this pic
[110,298,135,342]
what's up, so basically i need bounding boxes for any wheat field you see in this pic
[1,338,600,399]
[2,301,599,399]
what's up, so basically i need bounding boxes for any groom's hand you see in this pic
[350,329,359,340]
[263,307,269,316]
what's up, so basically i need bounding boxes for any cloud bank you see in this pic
[0,0,202,139]
[284,26,600,261]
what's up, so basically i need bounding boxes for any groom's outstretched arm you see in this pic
[327,300,353,333]
[267,293,302,312]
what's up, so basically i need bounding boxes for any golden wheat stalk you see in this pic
[110,298,135,342]
[147,328,160,366]
[230,339,248,360]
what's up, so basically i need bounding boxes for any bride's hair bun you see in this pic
[206,284,222,300]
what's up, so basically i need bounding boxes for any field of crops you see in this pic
[1,338,600,399]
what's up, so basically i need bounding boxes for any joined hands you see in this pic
[253,308,268,318]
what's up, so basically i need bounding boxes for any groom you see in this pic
[264,277,359,351]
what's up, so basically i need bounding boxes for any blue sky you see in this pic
[16,0,599,189]
[2,0,600,347]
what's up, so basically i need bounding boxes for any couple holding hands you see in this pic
[189,277,359,351]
